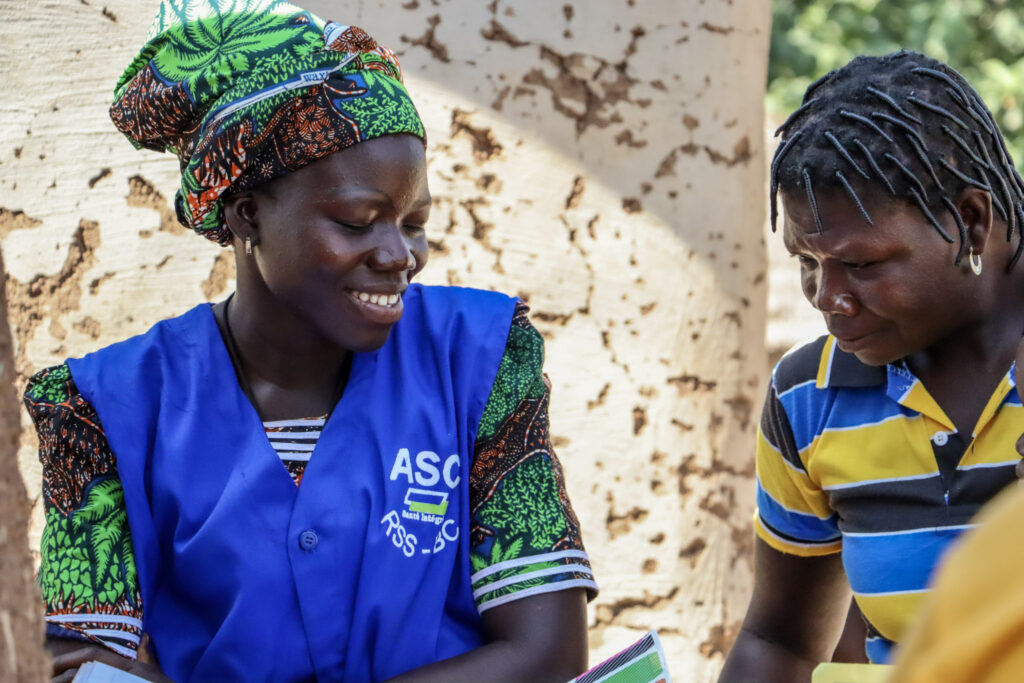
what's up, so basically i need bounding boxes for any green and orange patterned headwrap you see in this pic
[110,0,426,245]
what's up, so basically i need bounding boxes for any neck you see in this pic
[908,315,1020,380]
[905,268,1024,394]
[226,281,349,391]
[215,272,351,423]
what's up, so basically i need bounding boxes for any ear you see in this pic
[956,187,994,255]
[223,193,260,247]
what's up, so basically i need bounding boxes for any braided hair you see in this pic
[770,51,1024,270]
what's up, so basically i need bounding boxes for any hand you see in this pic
[51,645,174,683]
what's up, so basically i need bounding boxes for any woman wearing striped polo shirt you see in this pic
[720,52,1024,681]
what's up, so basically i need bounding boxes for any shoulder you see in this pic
[394,284,519,360]
[403,286,537,354]
[24,362,102,427]
[771,334,886,396]
[24,361,107,435]
[64,304,214,393]
[478,302,546,438]
[71,304,209,363]
[25,363,121,514]
[771,335,830,395]
[504,301,544,364]
[405,283,517,316]
[24,363,78,409]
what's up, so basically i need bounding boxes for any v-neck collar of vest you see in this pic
[195,302,377,489]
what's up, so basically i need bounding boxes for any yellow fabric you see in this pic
[890,485,1024,683]
[813,663,893,682]
[756,429,837,520]
[810,415,938,489]
[959,420,1022,469]
[815,335,837,388]
[899,380,955,431]
[852,591,928,643]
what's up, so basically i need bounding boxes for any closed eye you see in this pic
[843,260,876,270]
[336,221,372,233]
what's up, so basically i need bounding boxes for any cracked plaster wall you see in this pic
[0,253,48,681]
[2,1,771,679]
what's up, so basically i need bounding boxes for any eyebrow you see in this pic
[323,187,432,211]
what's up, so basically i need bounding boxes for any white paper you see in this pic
[72,661,151,683]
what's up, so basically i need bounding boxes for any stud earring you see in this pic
[245,237,253,256]
[969,246,982,276]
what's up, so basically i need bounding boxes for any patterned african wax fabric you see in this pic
[110,0,425,244]
[26,303,596,658]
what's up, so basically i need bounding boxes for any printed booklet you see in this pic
[569,630,671,683]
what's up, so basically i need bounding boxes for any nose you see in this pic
[809,263,857,316]
[369,224,416,271]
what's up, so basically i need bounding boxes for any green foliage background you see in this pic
[769,0,1024,170]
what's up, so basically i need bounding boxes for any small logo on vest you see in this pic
[380,448,461,558]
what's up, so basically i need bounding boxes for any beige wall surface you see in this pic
[1,0,772,679]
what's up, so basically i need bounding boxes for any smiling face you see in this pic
[781,190,984,366]
[227,133,431,353]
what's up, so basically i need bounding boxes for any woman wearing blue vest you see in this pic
[29,2,596,682]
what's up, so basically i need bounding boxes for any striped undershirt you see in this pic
[263,415,326,485]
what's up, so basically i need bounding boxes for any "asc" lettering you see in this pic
[389,448,460,488]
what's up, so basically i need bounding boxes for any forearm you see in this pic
[717,627,819,683]
[47,636,173,683]
[831,600,868,663]
[47,636,89,657]
[384,638,585,683]
[386,589,588,683]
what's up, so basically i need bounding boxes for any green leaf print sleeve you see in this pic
[469,303,597,613]
[24,364,143,658]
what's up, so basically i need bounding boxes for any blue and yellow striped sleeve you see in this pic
[754,371,842,557]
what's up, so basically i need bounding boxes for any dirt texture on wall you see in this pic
[2,1,771,679]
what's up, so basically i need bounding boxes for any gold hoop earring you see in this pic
[245,237,253,256]
[969,246,982,276]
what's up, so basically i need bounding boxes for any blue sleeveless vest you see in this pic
[67,284,516,683]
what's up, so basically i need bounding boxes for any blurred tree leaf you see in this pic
[769,0,1024,171]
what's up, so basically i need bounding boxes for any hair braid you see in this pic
[770,51,1024,272]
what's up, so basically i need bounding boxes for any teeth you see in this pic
[352,290,401,306]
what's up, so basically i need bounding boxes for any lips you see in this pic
[832,330,873,353]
